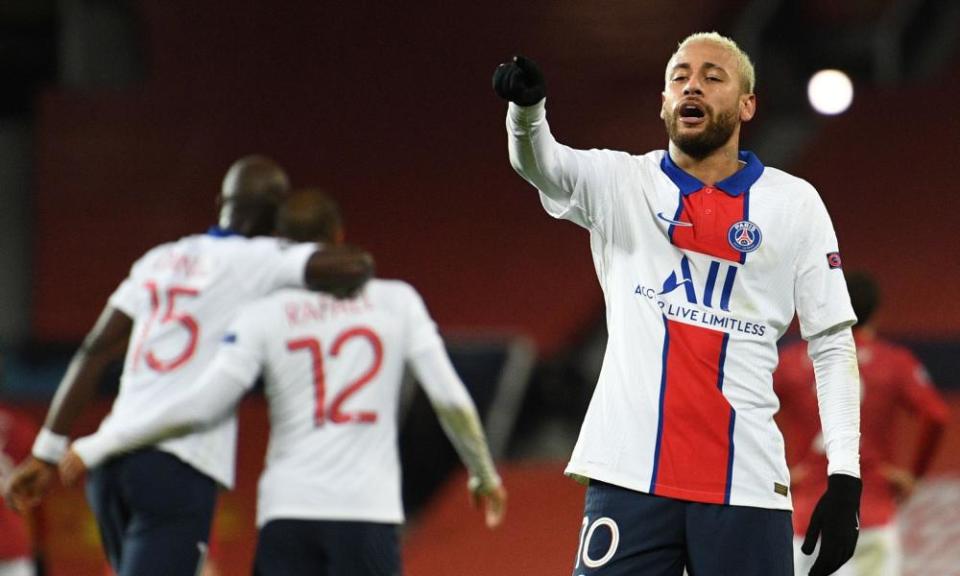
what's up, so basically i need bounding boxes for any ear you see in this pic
[739,93,756,123]
[660,91,668,120]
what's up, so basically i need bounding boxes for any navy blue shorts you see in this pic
[85,449,217,576]
[254,519,401,576]
[572,480,793,576]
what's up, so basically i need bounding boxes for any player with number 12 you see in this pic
[4,157,374,576]
[59,189,507,576]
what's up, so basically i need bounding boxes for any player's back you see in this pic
[777,336,935,469]
[776,334,946,530]
[855,335,927,467]
[239,279,438,527]
[100,232,315,488]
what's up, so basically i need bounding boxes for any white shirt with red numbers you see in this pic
[75,280,481,526]
[242,281,475,525]
[507,101,859,510]
[95,230,316,488]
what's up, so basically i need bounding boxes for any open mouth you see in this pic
[679,103,706,122]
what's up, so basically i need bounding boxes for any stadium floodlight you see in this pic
[807,69,854,116]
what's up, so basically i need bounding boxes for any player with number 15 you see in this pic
[59,189,507,576]
[4,156,373,576]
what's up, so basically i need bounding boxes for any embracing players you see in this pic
[4,156,373,576]
[59,189,507,576]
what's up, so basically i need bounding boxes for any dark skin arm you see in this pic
[45,306,133,434]
[304,245,375,298]
[3,306,131,512]
[7,243,370,511]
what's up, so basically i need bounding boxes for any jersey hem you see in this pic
[155,444,234,489]
[564,463,793,511]
[256,507,405,528]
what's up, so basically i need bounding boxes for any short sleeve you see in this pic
[213,304,270,388]
[794,189,857,339]
[107,250,155,316]
[401,284,444,358]
[107,277,139,317]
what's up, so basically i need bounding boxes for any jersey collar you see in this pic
[660,150,765,197]
[206,226,243,238]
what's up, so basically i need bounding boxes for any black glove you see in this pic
[802,474,862,576]
[492,55,546,106]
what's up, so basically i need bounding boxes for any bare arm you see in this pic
[304,245,375,297]
[3,305,130,512]
[43,306,132,437]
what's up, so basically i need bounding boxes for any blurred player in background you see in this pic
[494,32,861,576]
[0,401,44,576]
[776,271,950,576]
[59,189,507,576]
[3,156,374,576]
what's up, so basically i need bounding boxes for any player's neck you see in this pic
[668,141,743,186]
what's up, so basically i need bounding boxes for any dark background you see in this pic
[0,1,958,573]
[1,0,953,357]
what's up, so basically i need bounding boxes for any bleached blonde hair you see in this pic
[666,32,756,94]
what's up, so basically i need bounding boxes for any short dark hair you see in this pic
[276,188,342,244]
[846,271,880,326]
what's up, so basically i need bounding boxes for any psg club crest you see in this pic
[727,220,762,253]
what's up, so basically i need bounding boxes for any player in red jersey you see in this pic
[775,271,950,576]
[0,401,44,576]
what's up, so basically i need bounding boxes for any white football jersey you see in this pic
[97,230,315,488]
[508,102,857,510]
[209,280,463,526]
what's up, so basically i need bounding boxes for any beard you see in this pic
[664,105,738,160]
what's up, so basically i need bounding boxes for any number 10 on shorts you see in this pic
[575,516,620,570]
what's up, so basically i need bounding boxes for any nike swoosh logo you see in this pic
[657,212,693,227]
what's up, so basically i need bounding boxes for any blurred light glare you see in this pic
[807,69,854,115]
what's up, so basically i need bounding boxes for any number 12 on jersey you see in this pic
[286,327,384,426]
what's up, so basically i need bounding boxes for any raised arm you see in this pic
[494,56,620,229]
[493,56,576,203]
[409,344,506,528]
[3,305,131,512]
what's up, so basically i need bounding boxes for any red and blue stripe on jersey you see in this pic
[650,151,764,504]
